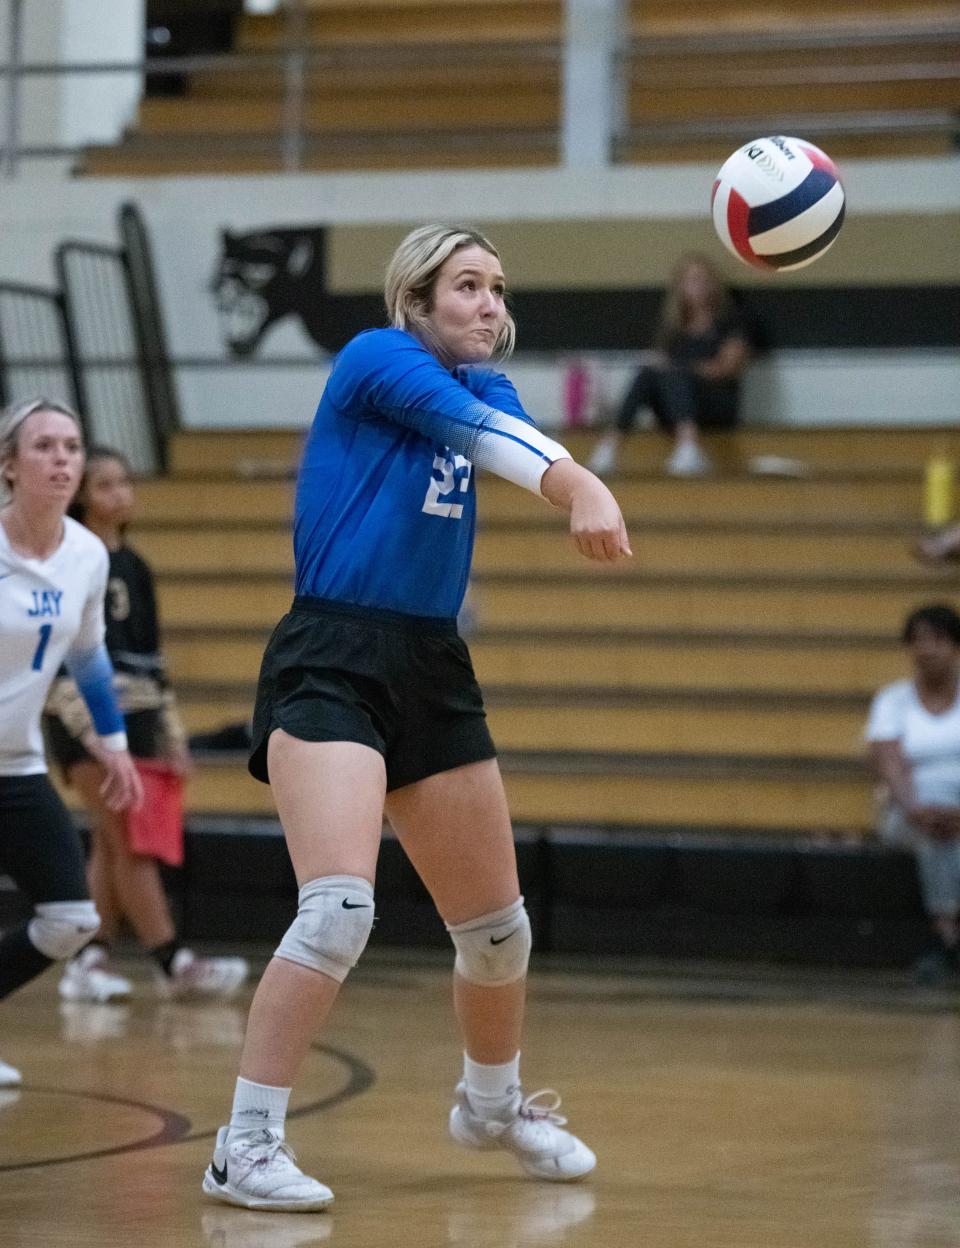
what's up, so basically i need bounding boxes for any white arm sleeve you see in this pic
[470,411,572,495]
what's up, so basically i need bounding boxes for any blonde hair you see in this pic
[0,396,83,502]
[656,253,733,350]
[384,224,516,361]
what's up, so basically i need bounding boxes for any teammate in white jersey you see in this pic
[0,398,141,1086]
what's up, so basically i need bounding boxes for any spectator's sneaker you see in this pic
[202,1126,334,1212]
[913,528,960,565]
[0,1057,22,1087]
[449,1083,596,1181]
[586,439,617,477]
[747,454,808,478]
[665,442,711,476]
[157,948,249,999]
[58,945,132,1003]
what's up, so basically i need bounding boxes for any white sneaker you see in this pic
[58,946,132,1003]
[0,1057,22,1086]
[586,439,617,476]
[747,454,809,478]
[449,1083,596,1181]
[665,441,710,476]
[157,948,249,999]
[202,1126,334,1212]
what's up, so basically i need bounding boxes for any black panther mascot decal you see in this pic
[211,226,361,356]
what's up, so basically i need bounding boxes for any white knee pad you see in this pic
[275,875,375,983]
[28,900,100,961]
[447,897,532,987]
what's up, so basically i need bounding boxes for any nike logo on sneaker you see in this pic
[342,899,372,909]
[490,928,518,946]
[209,1159,228,1186]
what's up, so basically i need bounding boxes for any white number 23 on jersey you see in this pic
[422,451,472,519]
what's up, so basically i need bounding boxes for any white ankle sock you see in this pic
[464,1052,521,1120]
[229,1076,291,1137]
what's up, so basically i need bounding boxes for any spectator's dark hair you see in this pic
[68,445,132,526]
[902,603,960,646]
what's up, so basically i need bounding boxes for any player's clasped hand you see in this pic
[541,459,632,563]
[569,476,632,563]
[98,750,144,813]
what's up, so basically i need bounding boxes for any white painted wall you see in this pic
[0,0,142,171]
[0,160,954,429]
[58,0,144,147]
[172,349,960,432]
[0,0,61,154]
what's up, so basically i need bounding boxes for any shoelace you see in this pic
[481,1089,568,1139]
[238,1129,298,1170]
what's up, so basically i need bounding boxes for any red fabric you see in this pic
[126,760,184,867]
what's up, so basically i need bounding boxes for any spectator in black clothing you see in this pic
[588,253,752,477]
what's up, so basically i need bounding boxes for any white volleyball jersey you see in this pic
[0,515,109,775]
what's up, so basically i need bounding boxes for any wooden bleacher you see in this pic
[118,424,960,838]
[78,0,960,175]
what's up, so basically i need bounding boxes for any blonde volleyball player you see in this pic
[0,398,141,1086]
[202,225,632,1212]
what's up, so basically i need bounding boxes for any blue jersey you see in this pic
[294,328,567,618]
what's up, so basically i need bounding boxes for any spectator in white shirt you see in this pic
[866,604,960,984]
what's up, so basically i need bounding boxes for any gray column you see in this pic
[2,0,23,177]
[561,0,627,168]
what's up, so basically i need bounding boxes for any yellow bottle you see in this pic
[924,455,954,528]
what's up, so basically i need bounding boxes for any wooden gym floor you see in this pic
[3,953,960,1248]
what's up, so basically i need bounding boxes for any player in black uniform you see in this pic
[45,447,247,1000]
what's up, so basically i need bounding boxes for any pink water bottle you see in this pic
[562,360,590,429]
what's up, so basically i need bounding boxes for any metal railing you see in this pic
[1,0,957,175]
[0,202,179,472]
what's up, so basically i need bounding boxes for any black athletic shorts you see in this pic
[249,595,496,792]
[0,773,88,902]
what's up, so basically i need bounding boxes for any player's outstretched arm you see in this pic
[541,459,632,563]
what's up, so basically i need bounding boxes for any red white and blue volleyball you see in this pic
[711,136,845,270]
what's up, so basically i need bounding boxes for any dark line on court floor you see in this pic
[0,1041,374,1174]
[0,1086,191,1173]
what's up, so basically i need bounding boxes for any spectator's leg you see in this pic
[587,365,659,475]
[913,836,960,982]
[657,368,711,476]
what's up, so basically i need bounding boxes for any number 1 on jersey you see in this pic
[32,623,52,671]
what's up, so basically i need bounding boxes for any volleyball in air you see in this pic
[711,136,845,270]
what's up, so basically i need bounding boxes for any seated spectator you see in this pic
[588,253,752,477]
[866,604,960,985]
